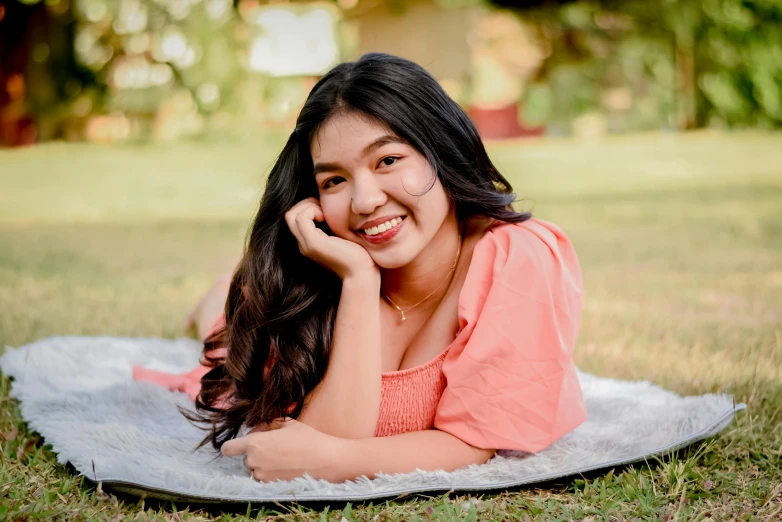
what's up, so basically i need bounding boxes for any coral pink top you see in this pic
[133,218,587,452]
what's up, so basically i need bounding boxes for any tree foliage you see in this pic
[509,0,782,129]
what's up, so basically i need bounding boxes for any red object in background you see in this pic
[1,74,37,147]
[0,0,41,147]
[1,112,37,146]
[468,104,545,140]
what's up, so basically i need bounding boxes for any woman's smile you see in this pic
[357,216,406,245]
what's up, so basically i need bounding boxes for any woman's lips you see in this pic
[359,217,405,245]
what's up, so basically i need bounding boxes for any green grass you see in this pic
[1,131,781,520]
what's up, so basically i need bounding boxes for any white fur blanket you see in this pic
[0,336,744,503]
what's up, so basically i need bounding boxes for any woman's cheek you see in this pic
[398,168,432,197]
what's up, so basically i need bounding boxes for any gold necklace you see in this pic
[381,233,462,323]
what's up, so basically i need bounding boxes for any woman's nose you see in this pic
[351,174,387,215]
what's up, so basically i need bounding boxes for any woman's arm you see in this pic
[223,420,495,483]
[281,198,383,439]
[185,270,382,437]
[331,429,495,482]
[296,273,383,439]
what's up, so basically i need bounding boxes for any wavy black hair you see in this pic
[185,52,531,450]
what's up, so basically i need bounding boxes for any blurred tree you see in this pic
[68,0,245,140]
[698,0,782,127]
[496,0,781,131]
[3,0,780,142]
[599,0,700,128]
[67,0,342,141]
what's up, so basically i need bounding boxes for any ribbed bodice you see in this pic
[374,347,450,437]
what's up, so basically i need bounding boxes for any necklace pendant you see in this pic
[400,311,406,322]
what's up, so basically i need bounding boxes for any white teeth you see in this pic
[364,218,402,236]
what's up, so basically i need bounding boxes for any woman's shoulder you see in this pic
[471,217,580,279]
[457,215,582,322]
[482,216,571,252]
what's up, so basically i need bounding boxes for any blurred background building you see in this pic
[1,0,780,146]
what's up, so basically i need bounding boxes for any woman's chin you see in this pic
[371,253,414,271]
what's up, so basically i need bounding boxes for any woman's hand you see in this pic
[285,197,378,281]
[221,418,347,483]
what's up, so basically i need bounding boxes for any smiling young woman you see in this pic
[133,53,587,483]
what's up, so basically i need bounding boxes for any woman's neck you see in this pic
[380,215,462,309]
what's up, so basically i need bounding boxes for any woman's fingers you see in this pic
[286,197,321,219]
[249,417,291,434]
[286,200,328,256]
[230,419,296,481]
[221,436,249,457]
[295,210,327,249]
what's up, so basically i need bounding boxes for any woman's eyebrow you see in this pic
[313,135,406,175]
[361,135,406,157]
[313,162,342,176]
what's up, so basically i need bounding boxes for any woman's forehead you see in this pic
[310,113,400,160]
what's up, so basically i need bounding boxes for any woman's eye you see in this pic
[379,156,399,167]
[323,177,345,189]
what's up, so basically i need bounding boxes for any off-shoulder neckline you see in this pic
[381,344,452,379]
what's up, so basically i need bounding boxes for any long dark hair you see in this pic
[186,52,531,450]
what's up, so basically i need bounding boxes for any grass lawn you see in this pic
[0,131,780,520]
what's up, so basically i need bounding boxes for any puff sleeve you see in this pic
[433,218,587,452]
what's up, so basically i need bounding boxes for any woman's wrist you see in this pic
[324,435,356,483]
[342,269,381,291]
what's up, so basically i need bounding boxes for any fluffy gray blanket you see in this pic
[0,336,744,503]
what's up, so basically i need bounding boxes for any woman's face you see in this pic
[311,112,453,269]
